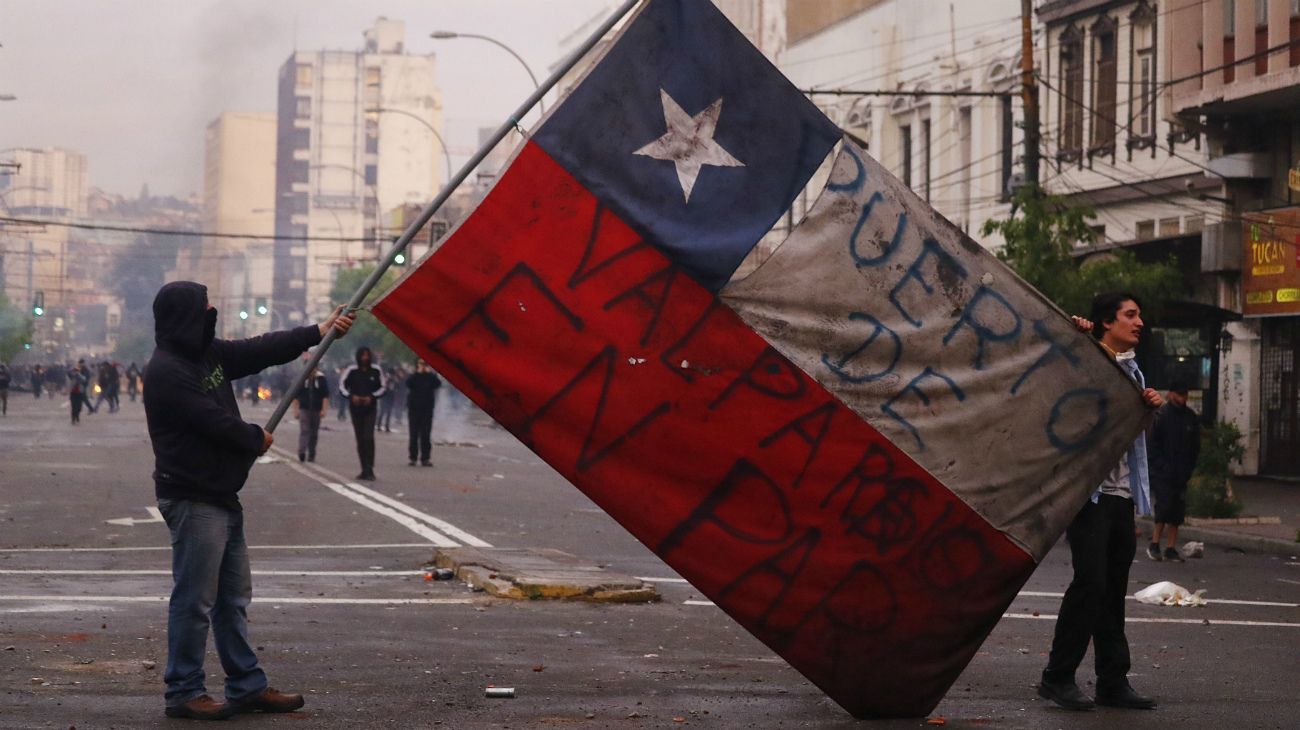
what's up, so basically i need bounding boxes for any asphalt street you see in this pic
[0,389,1297,729]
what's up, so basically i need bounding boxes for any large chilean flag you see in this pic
[373,0,1148,718]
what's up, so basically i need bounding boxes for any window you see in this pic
[921,118,932,202]
[1131,3,1157,141]
[291,128,310,149]
[295,97,311,119]
[900,124,913,187]
[1159,217,1181,236]
[1225,0,1237,83]
[295,63,313,88]
[999,95,1014,199]
[1090,17,1118,151]
[1256,0,1269,75]
[1059,25,1085,156]
[1135,220,1155,239]
[288,160,309,184]
[1292,0,1300,66]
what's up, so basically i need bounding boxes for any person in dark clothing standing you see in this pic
[0,363,10,415]
[405,360,441,467]
[144,281,354,720]
[126,362,141,402]
[340,346,384,480]
[1146,381,1201,563]
[68,359,91,424]
[1038,293,1163,713]
[31,364,43,399]
[377,367,396,433]
[293,366,330,463]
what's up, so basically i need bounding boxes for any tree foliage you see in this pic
[328,264,414,368]
[982,185,1183,316]
[1187,420,1245,518]
[0,292,35,363]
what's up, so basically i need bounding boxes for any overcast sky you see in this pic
[0,1,614,198]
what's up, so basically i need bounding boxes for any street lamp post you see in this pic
[429,31,544,114]
[364,106,454,183]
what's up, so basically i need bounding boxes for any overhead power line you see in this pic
[0,214,378,243]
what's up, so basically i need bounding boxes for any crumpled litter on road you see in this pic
[1182,541,1205,558]
[1134,581,1208,606]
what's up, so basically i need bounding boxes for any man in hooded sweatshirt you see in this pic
[339,346,385,480]
[144,281,354,720]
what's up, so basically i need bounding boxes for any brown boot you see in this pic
[164,694,235,720]
[231,687,305,714]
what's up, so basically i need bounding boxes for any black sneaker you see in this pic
[1096,682,1156,710]
[1163,546,1184,562]
[408,459,417,466]
[1037,679,1094,711]
[1145,543,1162,561]
[357,471,376,481]
[421,461,432,467]
[298,452,306,462]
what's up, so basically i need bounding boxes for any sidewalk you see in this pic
[1140,476,1300,557]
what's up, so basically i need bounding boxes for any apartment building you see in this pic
[272,18,443,325]
[1164,0,1300,474]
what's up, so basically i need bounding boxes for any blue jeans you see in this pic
[158,498,267,707]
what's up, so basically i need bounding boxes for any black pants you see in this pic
[408,402,434,463]
[350,406,377,473]
[1043,494,1135,689]
[70,392,84,423]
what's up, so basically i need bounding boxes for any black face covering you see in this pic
[203,307,218,350]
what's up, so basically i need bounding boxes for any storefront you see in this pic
[1242,208,1300,476]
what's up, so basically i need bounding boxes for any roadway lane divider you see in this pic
[269,447,492,548]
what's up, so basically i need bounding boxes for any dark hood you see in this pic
[153,281,217,360]
[355,346,372,367]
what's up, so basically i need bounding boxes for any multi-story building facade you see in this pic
[780,0,1026,246]
[201,112,276,337]
[1164,0,1300,474]
[0,147,86,347]
[272,18,443,325]
[1036,0,1234,439]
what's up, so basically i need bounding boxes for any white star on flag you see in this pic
[634,89,745,204]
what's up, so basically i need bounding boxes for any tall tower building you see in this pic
[201,112,276,336]
[272,17,443,324]
[0,147,86,314]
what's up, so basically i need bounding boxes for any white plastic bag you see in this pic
[1134,581,1207,607]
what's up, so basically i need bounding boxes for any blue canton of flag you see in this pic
[533,0,842,291]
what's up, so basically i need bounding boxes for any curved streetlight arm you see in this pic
[430,31,546,114]
[265,0,641,434]
[365,106,454,183]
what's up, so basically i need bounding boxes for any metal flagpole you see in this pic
[265,0,642,433]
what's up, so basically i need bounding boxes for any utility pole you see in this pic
[1020,0,1041,187]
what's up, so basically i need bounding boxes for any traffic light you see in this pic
[32,290,44,317]
[239,309,249,320]
[393,252,407,265]
[255,297,268,316]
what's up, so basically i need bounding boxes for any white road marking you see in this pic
[1017,590,1298,609]
[322,482,459,547]
[1278,578,1300,586]
[343,481,492,548]
[276,448,491,548]
[1003,612,1300,628]
[637,577,689,584]
[0,569,426,577]
[0,543,433,553]
[104,506,164,527]
[683,600,715,606]
[0,595,473,606]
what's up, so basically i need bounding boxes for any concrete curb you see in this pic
[1138,520,1299,559]
[432,546,660,603]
